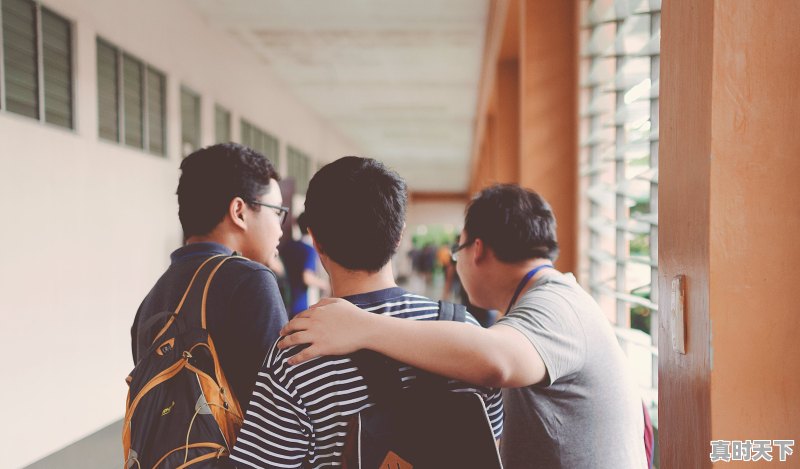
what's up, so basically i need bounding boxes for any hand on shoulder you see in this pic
[278,297,377,365]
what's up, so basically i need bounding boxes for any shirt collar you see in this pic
[170,242,234,264]
[341,287,408,307]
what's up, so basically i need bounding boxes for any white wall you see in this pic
[0,1,358,467]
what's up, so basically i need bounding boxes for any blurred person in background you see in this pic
[280,212,329,317]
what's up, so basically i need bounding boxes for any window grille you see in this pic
[146,68,165,155]
[41,6,71,127]
[122,53,143,149]
[579,0,660,414]
[214,104,230,143]
[96,38,118,141]
[1,0,72,128]
[240,118,279,163]
[287,145,311,194]
[180,86,201,156]
[97,36,165,156]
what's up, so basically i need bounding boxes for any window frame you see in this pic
[180,85,201,157]
[214,103,231,143]
[0,0,76,130]
[286,144,311,194]
[96,35,166,157]
[239,117,279,163]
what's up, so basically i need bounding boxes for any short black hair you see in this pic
[464,184,559,262]
[177,143,279,238]
[304,156,407,272]
[296,212,309,236]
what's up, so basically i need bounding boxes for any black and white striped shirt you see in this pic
[231,287,504,468]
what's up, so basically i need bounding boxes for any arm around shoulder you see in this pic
[280,298,547,388]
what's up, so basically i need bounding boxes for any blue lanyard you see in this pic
[505,264,554,314]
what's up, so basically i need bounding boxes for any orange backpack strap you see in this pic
[150,254,237,345]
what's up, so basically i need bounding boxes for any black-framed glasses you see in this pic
[249,201,289,226]
[450,239,474,262]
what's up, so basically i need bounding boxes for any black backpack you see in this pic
[124,255,244,468]
[340,301,503,469]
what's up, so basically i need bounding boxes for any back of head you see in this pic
[464,184,559,262]
[296,212,309,236]
[304,156,407,272]
[177,143,279,239]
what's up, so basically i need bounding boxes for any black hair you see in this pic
[304,156,407,272]
[463,184,559,262]
[296,212,309,236]
[177,143,279,239]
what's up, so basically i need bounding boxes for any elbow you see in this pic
[478,356,514,388]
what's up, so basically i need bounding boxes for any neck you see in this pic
[326,262,397,298]
[489,258,557,312]
[185,228,240,252]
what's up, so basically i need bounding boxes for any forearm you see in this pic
[360,313,507,387]
[282,298,544,386]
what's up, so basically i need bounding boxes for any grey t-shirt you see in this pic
[496,272,646,469]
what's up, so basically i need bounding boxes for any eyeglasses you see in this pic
[450,239,474,262]
[249,201,289,226]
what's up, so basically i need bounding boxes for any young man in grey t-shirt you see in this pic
[280,184,647,469]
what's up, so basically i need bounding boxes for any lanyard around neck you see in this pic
[505,264,554,314]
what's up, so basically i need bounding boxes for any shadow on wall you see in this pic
[22,420,122,469]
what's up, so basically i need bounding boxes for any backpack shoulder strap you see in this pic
[150,254,236,345]
[356,301,469,403]
[351,350,404,405]
[437,300,468,323]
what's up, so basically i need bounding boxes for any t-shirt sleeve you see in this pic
[225,269,289,399]
[231,346,311,468]
[495,292,586,386]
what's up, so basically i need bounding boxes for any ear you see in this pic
[397,222,407,248]
[472,238,488,264]
[307,228,324,255]
[307,228,332,273]
[229,197,248,230]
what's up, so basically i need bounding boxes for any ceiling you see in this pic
[185,0,489,193]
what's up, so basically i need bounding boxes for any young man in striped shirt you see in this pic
[230,156,503,468]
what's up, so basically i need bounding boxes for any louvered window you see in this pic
[240,118,279,163]
[122,53,143,149]
[214,104,230,143]
[180,86,200,156]
[146,68,165,155]
[97,37,166,156]
[287,145,311,194]
[579,0,660,410]
[96,38,118,141]
[1,0,72,128]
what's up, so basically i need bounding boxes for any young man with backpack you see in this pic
[127,143,289,467]
[281,184,650,469]
[229,156,503,469]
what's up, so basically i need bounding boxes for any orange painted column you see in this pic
[658,0,714,466]
[660,1,800,467]
[708,0,800,461]
[518,0,579,273]
[472,115,496,193]
[493,60,520,184]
